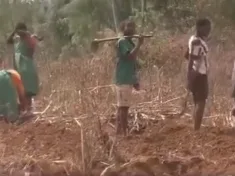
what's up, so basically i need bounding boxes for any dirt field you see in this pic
[1,108,235,176]
[0,33,234,175]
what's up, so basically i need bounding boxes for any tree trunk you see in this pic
[141,0,147,27]
[111,0,118,33]
[114,0,132,22]
[130,0,134,14]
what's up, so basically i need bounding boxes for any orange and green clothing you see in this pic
[0,69,25,122]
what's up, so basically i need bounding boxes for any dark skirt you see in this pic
[187,70,208,103]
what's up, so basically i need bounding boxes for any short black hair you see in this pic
[119,19,135,32]
[196,18,211,29]
[15,22,27,31]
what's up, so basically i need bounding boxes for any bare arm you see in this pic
[9,70,27,111]
[35,36,43,42]
[32,34,43,42]
[128,36,144,60]
[16,83,27,111]
[6,31,15,44]
[128,43,141,59]
[232,60,235,84]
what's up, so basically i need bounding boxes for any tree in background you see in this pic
[0,0,235,60]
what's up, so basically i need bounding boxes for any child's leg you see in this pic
[116,106,129,135]
[120,106,129,135]
[25,94,35,116]
[25,92,36,112]
[192,75,208,130]
[232,99,235,116]
[116,85,132,135]
[231,86,235,116]
[116,107,122,134]
[26,95,32,111]
[194,100,206,130]
[116,86,123,135]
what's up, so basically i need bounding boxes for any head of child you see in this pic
[120,19,136,36]
[15,22,28,36]
[15,22,27,31]
[196,18,211,39]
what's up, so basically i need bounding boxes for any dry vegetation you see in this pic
[1,28,235,176]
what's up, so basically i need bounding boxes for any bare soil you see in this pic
[0,112,235,176]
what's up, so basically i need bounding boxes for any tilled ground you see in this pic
[0,114,235,176]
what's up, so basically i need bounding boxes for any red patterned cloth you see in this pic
[25,34,37,50]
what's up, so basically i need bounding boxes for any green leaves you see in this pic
[0,0,235,59]
[220,0,235,23]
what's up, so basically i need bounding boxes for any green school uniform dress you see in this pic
[14,37,39,97]
[115,38,138,85]
[0,70,19,122]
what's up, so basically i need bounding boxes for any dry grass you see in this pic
[37,32,235,127]
[1,30,235,175]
